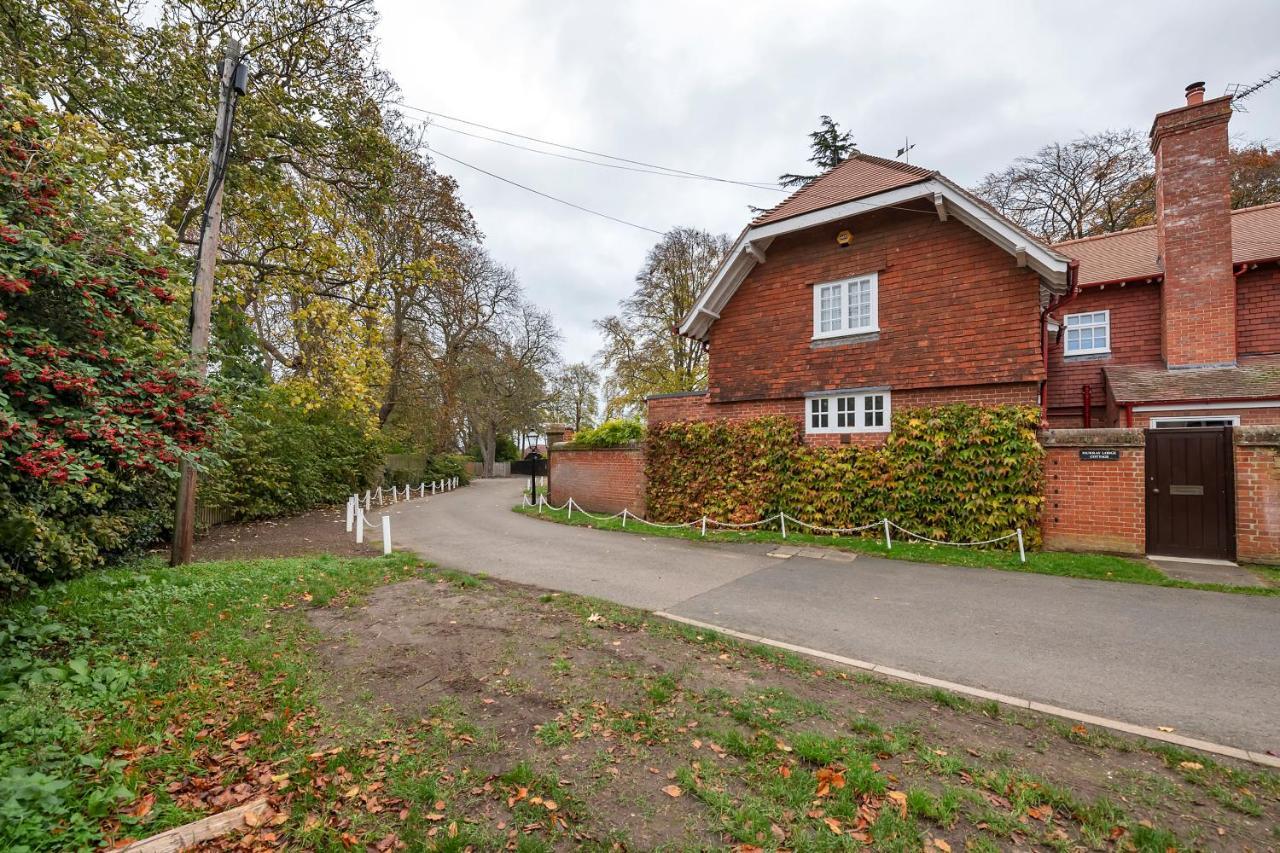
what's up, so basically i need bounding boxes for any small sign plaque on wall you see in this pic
[1079,449,1120,461]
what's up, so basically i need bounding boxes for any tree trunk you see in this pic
[480,421,497,477]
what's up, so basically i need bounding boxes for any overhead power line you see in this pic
[425,144,666,235]
[418,118,785,188]
[397,103,785,192]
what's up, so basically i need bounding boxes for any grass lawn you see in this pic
[514,503,1280,596]
[2,555,1278,850]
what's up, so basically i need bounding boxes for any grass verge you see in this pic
[513,503,1278,596]
[2,554,1275,850]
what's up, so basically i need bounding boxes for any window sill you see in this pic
[811,330,880,349]
[806,429,890,436]
[1063,351,1111,362]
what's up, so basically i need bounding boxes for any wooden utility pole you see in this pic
[171,39,241,566]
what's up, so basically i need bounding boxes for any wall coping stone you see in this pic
[645,390,708,401]
[1039,428,1144,447]
[1235,426,1280,447]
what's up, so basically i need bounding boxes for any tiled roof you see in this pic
[1105,355,1280,404]
[1053,203,1280,285]
[751,153,935,226]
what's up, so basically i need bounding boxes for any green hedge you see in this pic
[645,405,1044,547]
[200,387,385,523]
[567,418,645,448]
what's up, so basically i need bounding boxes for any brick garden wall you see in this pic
[548,445,646,516]
[1041,429,1146,555]
[1235,428,1280,564]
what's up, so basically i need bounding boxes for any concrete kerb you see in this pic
[653,611,1280,769]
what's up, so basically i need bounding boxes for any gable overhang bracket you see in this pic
[933,192,948,221]
[744,241,767,264]
[1015,245,1028,267]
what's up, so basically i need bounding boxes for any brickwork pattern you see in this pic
[1237,265,1280,357]
[648,384,1037,447]
[1151,96,1236,367]
[1042,432,1146,554]
[548,446,646,516]
[706,202,1045,404]
[1235,439,1280,564]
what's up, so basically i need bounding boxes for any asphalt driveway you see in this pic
[381,478,1280,755]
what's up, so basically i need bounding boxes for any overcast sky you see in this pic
[375,1,1280,365]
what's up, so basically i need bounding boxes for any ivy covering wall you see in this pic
[645,405,1045,547]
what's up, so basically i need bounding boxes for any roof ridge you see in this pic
[1233,200,1280,215]
[750,151,937,226]
[1052,224,1157,247]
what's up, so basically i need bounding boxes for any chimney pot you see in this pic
[1184,81,1206,105]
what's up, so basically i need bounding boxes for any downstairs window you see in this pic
[807,390,891,434]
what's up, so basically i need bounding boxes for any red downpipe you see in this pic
[1125,404,1134,428]
[1040,260,1082,425]
[1081,384,1092,428]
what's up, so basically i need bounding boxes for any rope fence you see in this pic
[524,494,1026,562]
[346,476,460,555]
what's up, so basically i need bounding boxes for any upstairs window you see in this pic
[813,273,878,340]
[1064,310,1110,356]
[808,390,891,434]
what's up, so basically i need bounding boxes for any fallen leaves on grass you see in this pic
[815,767,846,797]
[887,790,908,818]
[662,785,683,798]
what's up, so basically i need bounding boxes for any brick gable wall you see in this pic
[705,202,1046,404]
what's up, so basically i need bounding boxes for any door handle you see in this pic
[1151,488,1160,494]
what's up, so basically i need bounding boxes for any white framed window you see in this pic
[807,389,891,434]
[1063,310,1110,356]
[1149,416,1240,429]
[813,273,878,340]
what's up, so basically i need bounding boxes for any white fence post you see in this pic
[356,506,364,544]
[1016,528,1026,563]
[346,497,354,533]
[780,513,787,539]
[621,508,627,527]
[537,495,544,514]
[382,515,392,555]
[364,490,370,511]
[431,481,436,495]
[567,498,573,520]
[883,518,892,550]
[700,516,707,537]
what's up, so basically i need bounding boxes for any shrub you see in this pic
[199,385,384,522]
[645,405,1044,547]
[0,90,221,593]
[569,418,645,448]
[385,452,471,488]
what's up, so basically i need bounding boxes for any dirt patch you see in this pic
[306,574,1279,850]
[194,505,384,562]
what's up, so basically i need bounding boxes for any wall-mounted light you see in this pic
[835,229,853,248]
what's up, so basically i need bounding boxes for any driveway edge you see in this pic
[654,611,1280,769]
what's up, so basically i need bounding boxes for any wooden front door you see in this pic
[1144,428,1235,560]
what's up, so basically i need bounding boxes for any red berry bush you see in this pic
[0,89,221,592]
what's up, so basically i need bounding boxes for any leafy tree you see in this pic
[0,90,220,591]
[546,362,600,431]
[596,227,729,417]
[778,116,857,188]
[1230,143,1280,209]
[976,130,1280,243]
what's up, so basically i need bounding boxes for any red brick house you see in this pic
[651,83,1280,442]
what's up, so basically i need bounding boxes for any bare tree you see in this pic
[974,129,1155,243]
[547,362,600,431]
[596,227,729,417]
[460,304,561,476]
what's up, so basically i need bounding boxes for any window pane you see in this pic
[848,280,873,330]
[819,284,842,333]
[864,394,884,427]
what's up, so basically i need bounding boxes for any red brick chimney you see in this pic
[1150,82,1235,368]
